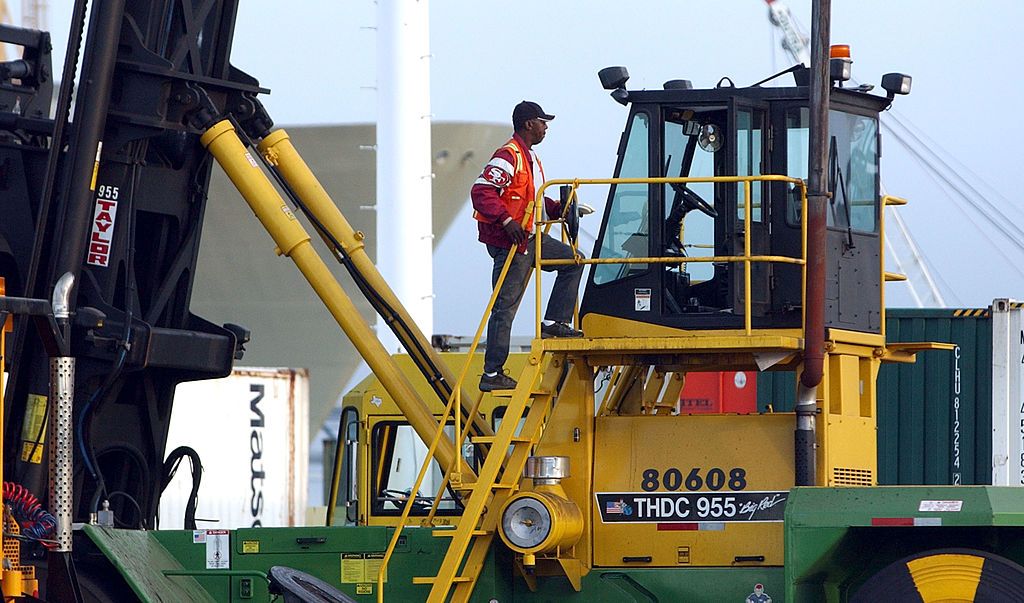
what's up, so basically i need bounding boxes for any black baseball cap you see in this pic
[512,101,555,130]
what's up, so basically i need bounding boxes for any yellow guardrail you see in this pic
[535,175,808,335]
[879,194,908,339]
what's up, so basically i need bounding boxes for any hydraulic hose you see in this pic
[3,482,57,542]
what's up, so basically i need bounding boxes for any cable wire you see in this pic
[884,123,1024,273]
[881,121,1024,254]
[160,446,202,530]
[3,481,56,541]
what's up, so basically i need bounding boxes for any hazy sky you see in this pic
[43,1,1024,337]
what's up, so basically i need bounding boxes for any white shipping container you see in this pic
[991,300,1024,486]
[161,367,309,529]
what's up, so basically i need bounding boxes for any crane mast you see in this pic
[765,0,810,66]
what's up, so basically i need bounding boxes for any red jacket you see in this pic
[471,133,560,250]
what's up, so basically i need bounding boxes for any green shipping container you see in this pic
[756,303,1019,486]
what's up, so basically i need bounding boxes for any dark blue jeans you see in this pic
[483,234,584,374]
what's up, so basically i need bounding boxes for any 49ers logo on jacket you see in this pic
[87,185,119,267]
[483,165,511,188]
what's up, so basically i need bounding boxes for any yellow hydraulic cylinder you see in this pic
[257,130,493,440]
[200,120,462,473]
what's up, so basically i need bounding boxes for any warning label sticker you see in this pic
[20,394,47,464]
[635,288,652,312]
[341,554,364,583]
[204,530,230,569]
[341,553,387,584]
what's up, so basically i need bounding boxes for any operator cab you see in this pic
[580,66,899,335]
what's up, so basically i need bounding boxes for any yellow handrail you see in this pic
[535,175,808,335]
[879,194,908,340]
[538,255,805,266]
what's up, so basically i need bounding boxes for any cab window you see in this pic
[338,407,359,524]
[786,107,879,233]
[662,107,719,281]
[832,111,878,232]
[594,111,650,285]
[735,108,765,223]
[370,422,475,516]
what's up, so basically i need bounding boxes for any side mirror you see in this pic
[599,66,629,90]
[599,66,631,106]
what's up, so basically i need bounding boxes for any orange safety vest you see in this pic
[476,138,545,231]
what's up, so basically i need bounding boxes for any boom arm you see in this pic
[255,129,495,445]
[198,118,474,481]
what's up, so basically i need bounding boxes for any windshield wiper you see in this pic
[829,136,855,249]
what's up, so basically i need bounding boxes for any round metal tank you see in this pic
[524,455,571,481]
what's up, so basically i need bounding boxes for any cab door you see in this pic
[774,105,882,333]
[727,99,771,318]
[823,109,882,332]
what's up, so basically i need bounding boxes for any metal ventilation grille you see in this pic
[2,513,20,562]
[3,512,36,582]
[833,467,873,486]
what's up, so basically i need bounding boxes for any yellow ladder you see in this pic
[413,352,563,602]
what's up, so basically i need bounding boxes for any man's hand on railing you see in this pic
[503,219,528,245]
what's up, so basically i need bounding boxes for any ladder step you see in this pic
[485,389,515,397]
[412,576,474,585]
[487,389,550,398]
[470,435,532,444]
[432,529,487,537]
[453,480,518,491]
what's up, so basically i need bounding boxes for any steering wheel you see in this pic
[669,183,718,218]
[382,489,431,511]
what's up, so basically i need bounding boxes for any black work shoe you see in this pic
[541,322,584,339]
[480,371,518,392]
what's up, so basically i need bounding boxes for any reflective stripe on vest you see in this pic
[474,138,545,231]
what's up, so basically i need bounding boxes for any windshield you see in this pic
[594,111,651,285]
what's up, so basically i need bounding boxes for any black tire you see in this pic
[852,548,1024,603]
